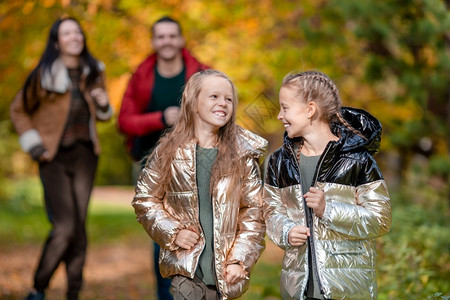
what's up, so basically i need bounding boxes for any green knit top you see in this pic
[195,145,218,286]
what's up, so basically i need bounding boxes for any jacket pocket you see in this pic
[327,240,364,255]
[321,240,372,269]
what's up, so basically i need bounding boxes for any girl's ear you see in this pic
[307,101,317,119]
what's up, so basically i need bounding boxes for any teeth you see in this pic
[284,124,290,128]
[214,112,225,117]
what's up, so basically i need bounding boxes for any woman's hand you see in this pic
[90,88,109,107]
[29,145,50,162]
[288,225,310,246]
[225,264,247,284]
[304,187,326,218]
[174,229,199,250]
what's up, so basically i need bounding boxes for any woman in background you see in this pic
[10,16,112,300]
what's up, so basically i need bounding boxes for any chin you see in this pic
[286,131,299,139]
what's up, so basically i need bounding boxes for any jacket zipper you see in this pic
[309,142,333,295]
[192,147,206,271]
[289,141,333,295]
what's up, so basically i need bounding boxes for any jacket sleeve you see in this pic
[263,154,298,249]
[320,156,392,239]
[117,69,165,136]
[132,151,183,251]
[10,89,43,153]
[227,156,266,273]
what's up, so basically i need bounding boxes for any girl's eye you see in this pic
[226,98,232,102]
[210,95,217,99]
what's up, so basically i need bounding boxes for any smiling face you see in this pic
[278,86,313,138]
[194,76,234,134]
[152,22,184,61]
[57,19,84,58]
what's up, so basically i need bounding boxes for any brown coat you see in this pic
[10,58,112,160]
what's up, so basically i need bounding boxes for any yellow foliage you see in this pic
[40,0,56,8]
[107,75,131,111]
[22,1,35,15]
[61,0,70,7]
[0,14,15,31]
[420,46,437,67]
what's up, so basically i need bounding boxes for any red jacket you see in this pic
[118,48,209,154]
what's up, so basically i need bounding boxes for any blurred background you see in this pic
[0,0,449,299]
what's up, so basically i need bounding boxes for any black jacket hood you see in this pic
[283,107,382,156]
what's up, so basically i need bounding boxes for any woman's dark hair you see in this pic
[23,17,100,113]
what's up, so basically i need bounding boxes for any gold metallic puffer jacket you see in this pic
[133,126,267,299]
[264,108,392,300]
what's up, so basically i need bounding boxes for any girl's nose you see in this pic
[277,110,283,120]
[218,97,227,106]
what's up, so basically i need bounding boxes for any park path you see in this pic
[0,186,155,300]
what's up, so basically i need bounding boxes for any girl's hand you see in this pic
[174,229,199,250]
[225,264,247,284]
[288,225,310,246]
[90,88,109,107]
[304,187,326,218]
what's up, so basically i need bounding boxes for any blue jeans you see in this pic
[153,241,173,300]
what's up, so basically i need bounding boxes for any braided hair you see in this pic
[282,71,365,140]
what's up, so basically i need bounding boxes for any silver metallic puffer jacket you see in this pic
[264,107,392,300]
[132,126,267,299]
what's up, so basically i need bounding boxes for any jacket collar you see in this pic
[40,57,90,93]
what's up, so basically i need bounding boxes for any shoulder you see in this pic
[267,143,290,164]
[236,126,268,159]
[181,48,210,73]
[338,145,372,165]
[329,147,383,185]
[134,54,158,75]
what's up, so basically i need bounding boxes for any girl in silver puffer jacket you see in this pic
[264,71,391,300]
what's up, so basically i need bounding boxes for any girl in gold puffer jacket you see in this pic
[132,70,268,300]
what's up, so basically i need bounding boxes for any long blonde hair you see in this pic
[148,69,242,191]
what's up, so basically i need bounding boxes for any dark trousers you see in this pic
[134,162,173,299]
[153,241,173,300]
[34,142,98,297]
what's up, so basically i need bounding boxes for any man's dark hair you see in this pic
[151,16,182,36]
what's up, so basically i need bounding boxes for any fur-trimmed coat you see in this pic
[10,58,112,160]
